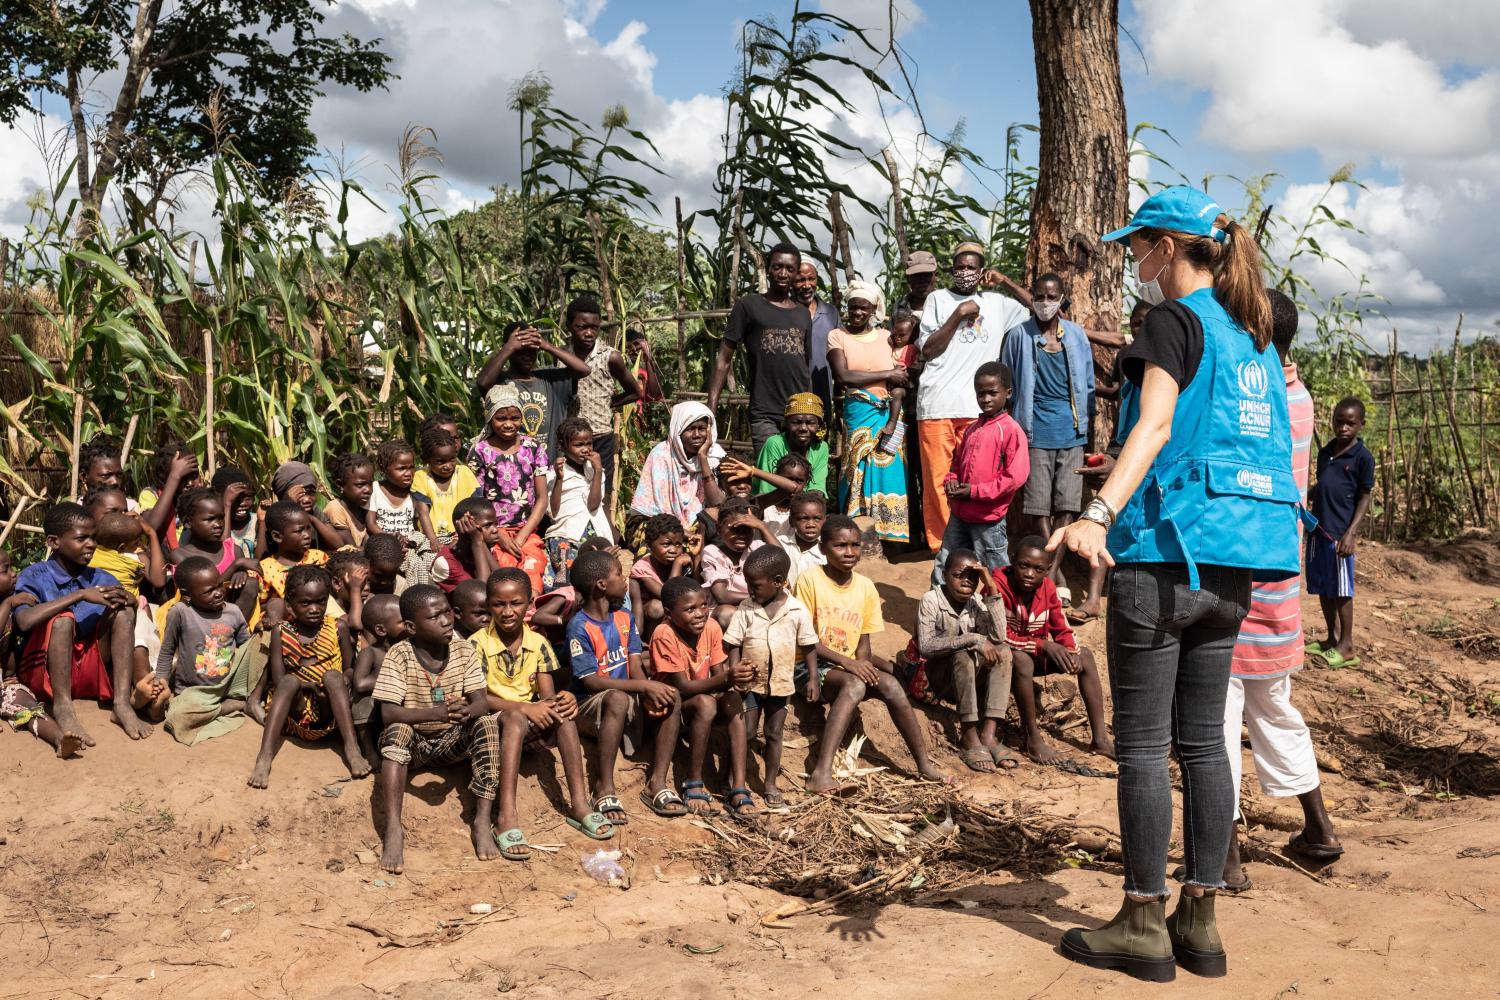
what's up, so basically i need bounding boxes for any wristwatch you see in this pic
[1080,497,1116,530]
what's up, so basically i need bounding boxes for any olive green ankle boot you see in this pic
[1061,895,1175,982]
[1168,889,1227,977]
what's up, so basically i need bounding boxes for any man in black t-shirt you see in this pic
[707,243,812,453]
[475,323,591,449]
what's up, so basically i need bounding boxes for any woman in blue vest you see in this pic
[1049,187,1301,982]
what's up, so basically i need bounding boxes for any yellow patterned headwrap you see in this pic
[783,392,825,422]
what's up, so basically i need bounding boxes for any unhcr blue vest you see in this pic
[1108,289,1301,588]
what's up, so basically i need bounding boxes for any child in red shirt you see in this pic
[993,535,1114,764]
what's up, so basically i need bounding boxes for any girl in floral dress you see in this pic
[468,384,550,595]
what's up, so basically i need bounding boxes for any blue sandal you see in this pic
[681,780,719,816]
[724,787,760,822]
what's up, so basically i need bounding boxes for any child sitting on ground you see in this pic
[908,548,1016,773]
[726,546,818,808]
[248,564,366,788]
[701,499,782,629]
[1,548,86,757]
[368,440,440,552]
[269,460,346,552]
[322,452,376,549]
[412,427,481,550]
[546,417,615,581]
[364,534,406,596]
[325,549,369,634]
[754,393,830,497]
[82,485,130,522]
[995,536,1113,763]
[649,576,758,820]
[89,510,168,717]
[469,384,550,596]
[777,491,828,587]
[933,361,1029,586]
[452,578,492,637]
[1307,397,1374,668]
[211,467,258,559]
[155,557,251,707]
[477,568,613,858]
[431,497,499,597]
[566,548,686,825]
[793,514,949,792]
[373,584,501,873]
[351,593,405,764]
[167,487,260,618]
[14,503,144,743]
[257,500,329,626]
[628,514,694,645]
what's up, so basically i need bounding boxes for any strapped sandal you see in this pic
[1054,757,1117,779]
[639,787,689,817]
[988,744,1021,770]
[566,811,616,841]
[724,787,760,822]
[593,794,628,825]
[681,779,720,816]
[1287,832,1345,861]
[494,827,531,862]
[960,746,997,773]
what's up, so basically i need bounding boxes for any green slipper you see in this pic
[566,811,616,841]
[1321,649,1361,669]
[1305,639,1327,653]
[494,827,531,861]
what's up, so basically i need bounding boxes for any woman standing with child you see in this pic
[828,280,911,544]
[1049,187,1302,982]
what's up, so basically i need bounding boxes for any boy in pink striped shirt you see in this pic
[1216,289,1341,890]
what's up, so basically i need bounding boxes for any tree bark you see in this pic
[1027,0,1129,443]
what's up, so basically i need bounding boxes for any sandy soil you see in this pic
[3,538,1499,998]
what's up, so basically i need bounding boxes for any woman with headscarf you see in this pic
[753,393,830,500]
[829,280,911,543]
[626,402,727,551]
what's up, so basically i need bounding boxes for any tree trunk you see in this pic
[1027,0,1129,444]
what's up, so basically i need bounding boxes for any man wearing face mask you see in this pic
[794,260,841,420]
[915,242,1030,551]
[1001,272,1096,604]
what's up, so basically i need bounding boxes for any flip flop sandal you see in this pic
[594,795,629,825]
[566,811,616,841]
[1287,832,1345,860]
[1305,639,1327,653]
[681,780,720,816]
[639,787,689,817]
[1320,650,1361,669]
[960,747,997,773]
[494,827,531,862]
[1066,608,1099,626]
[988,744,1021,770]
[724,787,761,822]
[762,790,790,813]
[1054,757,1117,779]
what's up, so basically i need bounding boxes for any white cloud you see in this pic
[0,114,67,238]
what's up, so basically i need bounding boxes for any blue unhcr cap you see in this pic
[1101,185,1229,244]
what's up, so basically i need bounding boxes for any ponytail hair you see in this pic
[1137,215,1272,351]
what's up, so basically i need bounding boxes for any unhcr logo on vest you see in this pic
[1236,467,1275,496]
[1237,360,1272,439]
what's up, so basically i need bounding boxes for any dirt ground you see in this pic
[4,538,1500,998]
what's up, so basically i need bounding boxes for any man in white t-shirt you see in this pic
[915,242,1030,549]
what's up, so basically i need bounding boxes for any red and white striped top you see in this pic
[1231,363,1314,679]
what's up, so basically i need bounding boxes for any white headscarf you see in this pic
[668,401,725,473]
[844,279,886,325]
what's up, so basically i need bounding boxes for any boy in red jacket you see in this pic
[994,535,1114,764]
[931,361,1029,586]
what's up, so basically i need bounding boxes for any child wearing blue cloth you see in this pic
[1306,397,1374,667]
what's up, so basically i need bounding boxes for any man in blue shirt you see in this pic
[794,261,841,422]
[13,501,145,746]
[1306,397,1375,667]
[1000,273,1095,604]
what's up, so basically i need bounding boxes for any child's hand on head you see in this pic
[168,451,197,483]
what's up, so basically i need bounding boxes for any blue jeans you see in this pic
[1107,562,1251,896]
[931,515,1009,587]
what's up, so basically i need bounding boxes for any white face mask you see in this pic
[1135,240,1168,306]
[1033,300,1061,322]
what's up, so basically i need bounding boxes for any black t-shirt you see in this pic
[1120,300,1204,390]
[507,369,577,451]
[725,293,812,425]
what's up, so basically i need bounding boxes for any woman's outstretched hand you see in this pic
[1047,519,1115,570]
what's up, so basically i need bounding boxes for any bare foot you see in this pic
[917,763,954,785]
[805,768,840,794]
[381,828,405,874]
[472,819,501,862]
[218,698,247,718]
[1025,733,1061,765]
[54,702,94,747]
[1092,737,1117,761]
[343,741,372,779]
[56,731,84,759]
[247,698,266,725]
[113,703,154,740]
[247,755,274,789]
